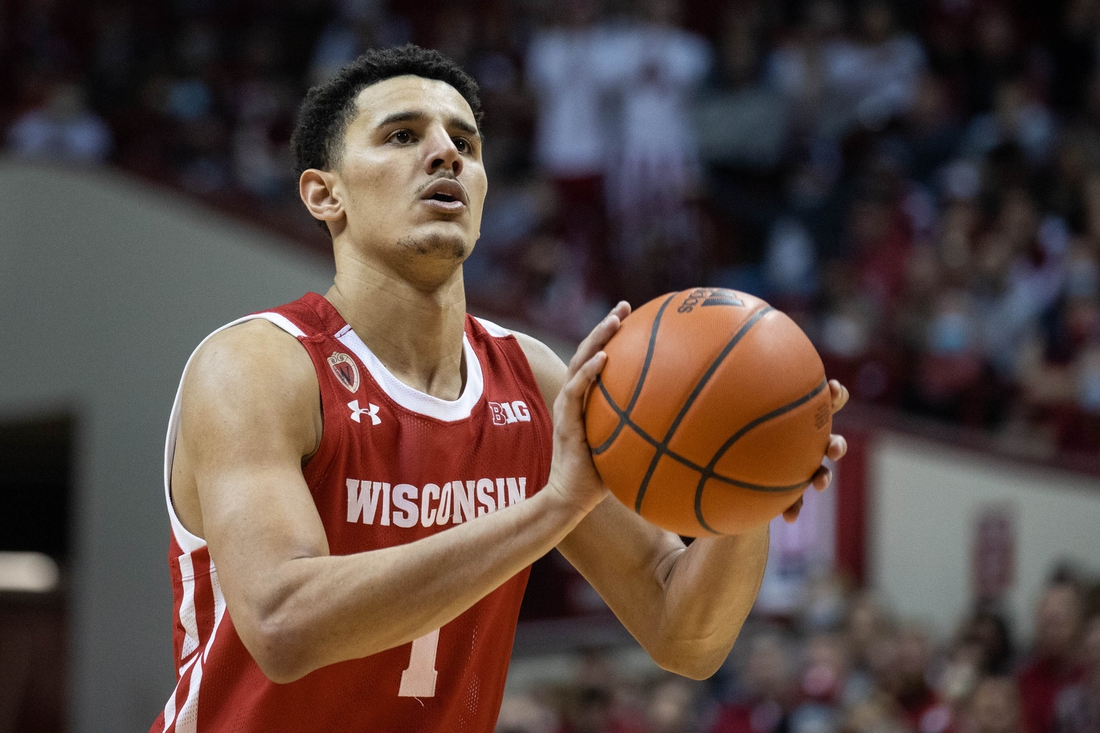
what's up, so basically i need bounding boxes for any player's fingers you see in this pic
[558,351,608,427]
[782,495,804,523]
[568,303,630,375]
[829,380,850,414]
[810,465,832,492]
[826,434,847,462]
[607,300,630,322]
[569,321,614,376]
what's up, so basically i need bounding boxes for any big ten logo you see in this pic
[678,288,745,313]
[489,400,531,426]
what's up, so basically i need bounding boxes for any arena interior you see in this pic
[1,0,1099,731]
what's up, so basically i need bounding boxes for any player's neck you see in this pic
[325,262,468,401]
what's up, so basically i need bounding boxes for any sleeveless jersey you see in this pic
[151,293,554,733]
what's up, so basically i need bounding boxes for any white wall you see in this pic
[870,432,1100,640]
[0,161,334,731]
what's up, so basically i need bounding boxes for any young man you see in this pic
[151,45,848,732]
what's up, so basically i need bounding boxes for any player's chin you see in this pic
[396,228,473,262]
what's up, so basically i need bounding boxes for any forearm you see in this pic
[653,525,770,675]
[559,498,769,679]
[239,489,584,682]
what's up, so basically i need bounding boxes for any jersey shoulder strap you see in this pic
[163,293,322,553]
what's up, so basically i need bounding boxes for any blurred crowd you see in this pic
[495,572,1100,733]
[5,0,1100,452]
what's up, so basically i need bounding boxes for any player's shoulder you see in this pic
[193,318,308,369]
[472,317,567,406]
[185,318,316,405]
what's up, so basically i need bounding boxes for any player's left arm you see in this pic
[514,328,849,681]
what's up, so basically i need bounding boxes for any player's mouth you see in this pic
[419,178,468,213]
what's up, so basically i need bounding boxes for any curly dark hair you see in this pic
[291,43,483,180]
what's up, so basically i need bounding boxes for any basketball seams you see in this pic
[692,379,829,534]
[704,379,828,475]
[596,366,810,493]
[660,306,774,445]
[632,306,774,513]
[591,293,678,456]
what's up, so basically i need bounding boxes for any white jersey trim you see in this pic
[205,569,227,662]
[163,312,306,554]
[177,553,200,662]
[335,324,485,422]
[474,316,513,339]
[160,653,197,731]
[175,647,205,733]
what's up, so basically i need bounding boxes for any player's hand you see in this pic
[782,379,849,523]
[545,301,632,516]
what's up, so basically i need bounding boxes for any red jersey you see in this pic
[1018,657,1087,733]
[151,293,553,733]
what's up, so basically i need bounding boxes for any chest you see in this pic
[303,340,552,554]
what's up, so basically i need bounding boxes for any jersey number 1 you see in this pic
[398,628,439,697]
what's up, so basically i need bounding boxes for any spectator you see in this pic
[710,634,795,733]
[1018,583,1087,733]
[911,288,986,423]
[898,73,964,186]
[498,693,562,733]
[840,694,908,733]
[601,0,712,304]
[763,217,819,306]
[647,677,698,733]
[943,610,1015,705]
[941,637,987,706]
[309,0,407,86]
[847,190,913,312]
[967,677,1023,733]
[890,626,955,733]
[846,0,927,130]
[765,0,857,139]
[790,633,850,733]
[7,81,112,164]
[969,609,1017,677]
[1054,611,1100,733]
[1048,0,1099,116]
[962,9,1028,116]
[980,190,1069,381]
[963,81,1057,167]
[557,685,642,733]
[525,0,618,315]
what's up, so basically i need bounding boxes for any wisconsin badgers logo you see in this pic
[327,352,360,393]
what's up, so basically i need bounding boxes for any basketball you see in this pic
[584,288,833,537]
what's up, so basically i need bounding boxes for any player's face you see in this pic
[334,75,486,272]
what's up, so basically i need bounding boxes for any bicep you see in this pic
[177,324,329,613]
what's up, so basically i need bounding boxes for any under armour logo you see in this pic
[348,400,381,425]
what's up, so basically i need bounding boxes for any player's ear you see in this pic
[299,169,343,225]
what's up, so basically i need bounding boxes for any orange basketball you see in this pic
[584,288,832,536]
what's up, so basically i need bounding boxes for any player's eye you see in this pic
[454,137,470,153]
[391,130,413,144]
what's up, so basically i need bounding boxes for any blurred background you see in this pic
[1,0,1100,730]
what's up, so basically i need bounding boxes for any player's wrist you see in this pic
[540,476,599,528]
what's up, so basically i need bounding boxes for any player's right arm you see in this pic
[173,317,617,683]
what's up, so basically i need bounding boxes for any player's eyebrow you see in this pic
[376,110,481,139]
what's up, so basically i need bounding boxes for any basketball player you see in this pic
[151,45,849,731]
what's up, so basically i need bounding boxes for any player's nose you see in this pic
[423,125,463,178]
